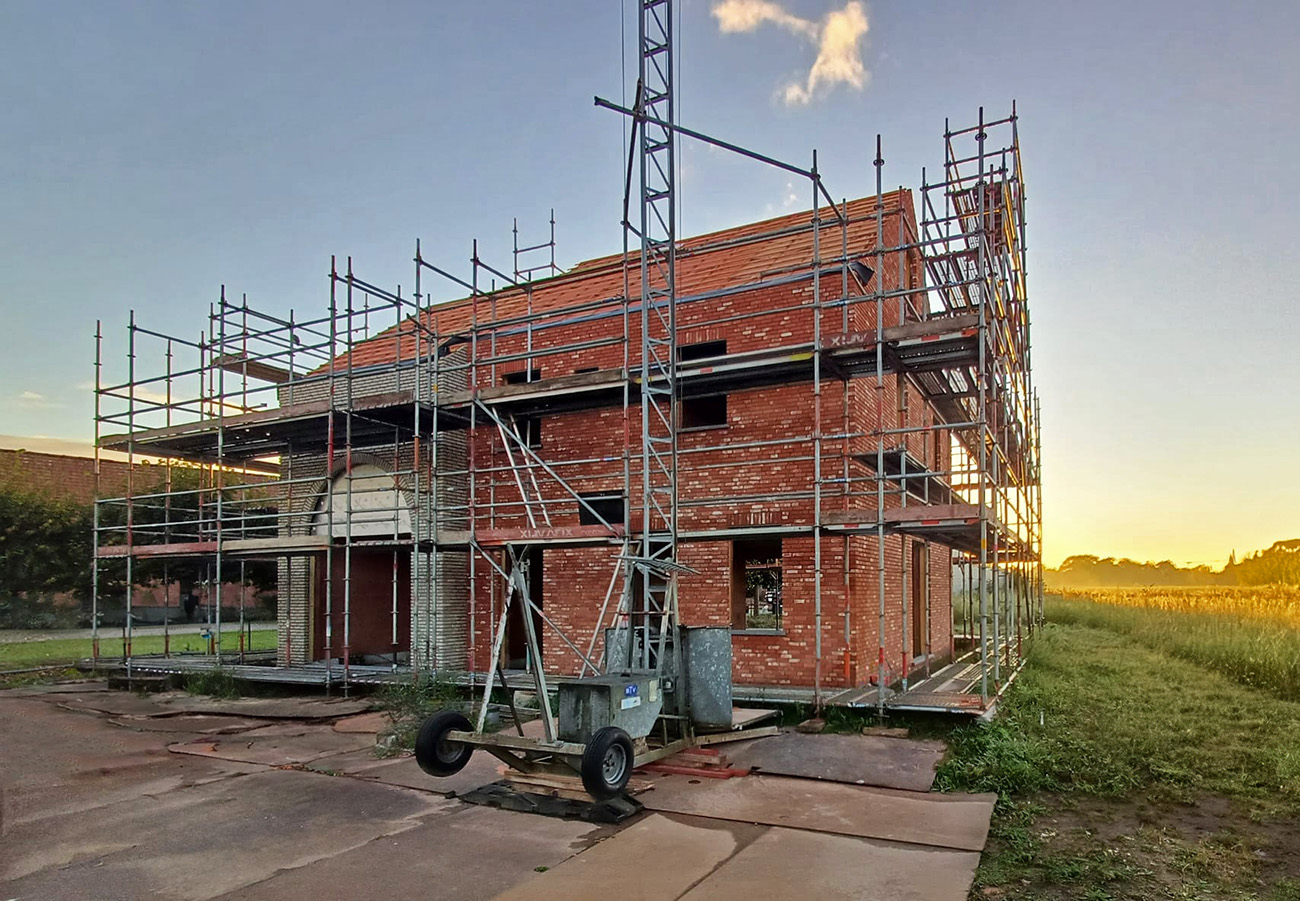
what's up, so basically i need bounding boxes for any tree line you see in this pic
[0,473,277,630]
[1047,540,1300,589]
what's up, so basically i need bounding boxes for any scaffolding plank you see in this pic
[212,353,294,384]
[474,524,624,547]
[99,389,426,456]
[823,503,987,529]
[823,312,980,351]
[97,534,331,559]
[436,367,626,409]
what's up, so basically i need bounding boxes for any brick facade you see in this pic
[280,193,956,692]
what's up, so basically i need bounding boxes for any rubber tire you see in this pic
[580,726,635,800]
[414,709,474,777]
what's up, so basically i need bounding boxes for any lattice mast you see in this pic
[634,0,679,670]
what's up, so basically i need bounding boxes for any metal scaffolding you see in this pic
[90,5,1040,716]
[93,265,440,687]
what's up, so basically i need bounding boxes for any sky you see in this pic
[1,0,1297,568]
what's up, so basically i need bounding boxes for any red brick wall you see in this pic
[0,449,157,504]
[447,198,954,691]
[466,531,952,691]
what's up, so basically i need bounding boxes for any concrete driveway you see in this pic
[0,682,989,900]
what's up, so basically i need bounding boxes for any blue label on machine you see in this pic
[624,684,639,698]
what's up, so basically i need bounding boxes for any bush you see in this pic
[374,677,465,756]
[0,592,83,630]
[0,487,94,625]
[183,669,240,698]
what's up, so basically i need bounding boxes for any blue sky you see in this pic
[1,0,1297,566]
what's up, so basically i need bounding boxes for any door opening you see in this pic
[503,547,543,671]
[911,542,926,658]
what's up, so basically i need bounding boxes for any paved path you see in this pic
[0,683,989,899]
[1,623,277,643]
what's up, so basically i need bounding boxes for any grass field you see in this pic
[0,628,278,668]
[932,588,1300,900]
[1051,587,1300,703]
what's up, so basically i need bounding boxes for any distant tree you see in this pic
[1048,540,1300,589]
[0,485,95,627]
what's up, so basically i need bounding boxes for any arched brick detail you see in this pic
[296,451,420,531]
[275,443,438,667]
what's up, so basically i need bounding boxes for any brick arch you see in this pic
[290,450,421,534]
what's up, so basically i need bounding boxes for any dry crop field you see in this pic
[1050,585,1300,704]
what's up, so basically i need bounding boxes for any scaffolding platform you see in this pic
[823,504,1005,556]
[99,389,432,463]
[88,653,1013,716]
[96,535,336,559]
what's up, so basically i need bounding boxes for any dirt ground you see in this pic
[979,793,1300,900]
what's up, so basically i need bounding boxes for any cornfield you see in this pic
[1048,586,1300,702]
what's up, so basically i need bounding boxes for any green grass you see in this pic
[932,622,1300,899]
[0,665,82,689]
[372,677,466,756]
[182,669,241,698]
[1048,593,1300,703]
[937,624,1300,806]
[0,628,277,668]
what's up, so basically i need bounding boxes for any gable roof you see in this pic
[340,190,914,371]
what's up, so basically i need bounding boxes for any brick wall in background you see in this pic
[0,448,153,503]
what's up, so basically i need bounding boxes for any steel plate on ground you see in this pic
[492,812,763,901]
[680,826,981,901]
[641,773,995,852]
[724,730,945,791]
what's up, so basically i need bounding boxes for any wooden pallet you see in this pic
[640,745,751,779]
[502,769,655,802]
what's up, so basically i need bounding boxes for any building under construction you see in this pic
[93,26,1041,715]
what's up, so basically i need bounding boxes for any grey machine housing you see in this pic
[555,625,733,744]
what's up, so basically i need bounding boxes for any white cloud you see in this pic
[712,0,870,106]
[13,390,64,409]
[713,0,818,39]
